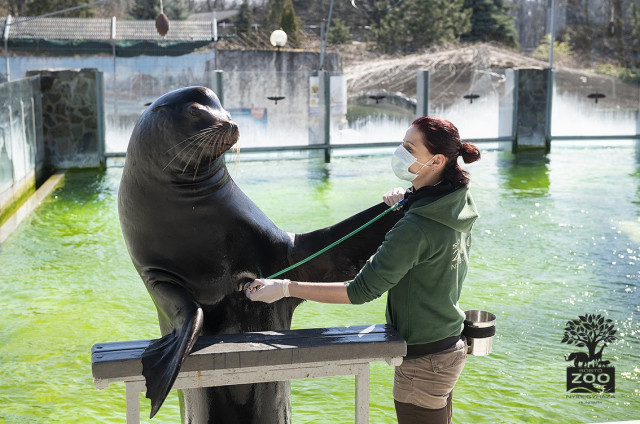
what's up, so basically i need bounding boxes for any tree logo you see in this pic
[561,314,616,393]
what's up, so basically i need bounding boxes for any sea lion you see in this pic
[118,86,402,422]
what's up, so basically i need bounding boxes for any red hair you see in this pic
[411,116,481,188]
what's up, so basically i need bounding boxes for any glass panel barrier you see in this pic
[222,71,316,149]
[335,68,416,146]
[552,70,639,137]
[429,68,515,141]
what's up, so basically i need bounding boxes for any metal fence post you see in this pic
[212,70,224,107]
[544,68,553,152]
[319,70,331,163]
[416,70,429,118]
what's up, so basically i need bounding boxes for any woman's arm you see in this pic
[245,279,352,304]
[289,281,351,304]
[245,187,410,306]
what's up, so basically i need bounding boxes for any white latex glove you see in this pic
[382,187,406,207]
[245,278,290,303]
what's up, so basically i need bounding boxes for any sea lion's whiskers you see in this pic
[178,127,218,173]
[180,132,210,173]
[164,123,236,174]
[196,131,229,176]
[192,136,214,179]
[164,129,213,170]
[183,136,210,174]
[164,136,199,171]
[189,127,223,170]
[233,144,241,166]
[165,136,197,152]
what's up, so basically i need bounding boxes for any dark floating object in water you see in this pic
[368,94,386,104]
[267,96,285,105]
[587,93,606,104]
[463,94,480,104]
[156,13,170,37]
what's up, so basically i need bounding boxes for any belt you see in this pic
[405,335,461,357]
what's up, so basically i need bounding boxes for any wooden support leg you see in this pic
[354,364,370,424]
[125,382,141,424]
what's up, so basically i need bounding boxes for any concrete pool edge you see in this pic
[0,172,66,244]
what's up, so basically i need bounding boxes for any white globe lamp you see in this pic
[270,29,287,51]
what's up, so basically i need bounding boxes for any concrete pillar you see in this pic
[416,70,429,118]
[513,68,552,152]
[25,68,105,168]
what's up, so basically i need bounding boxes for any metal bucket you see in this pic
[463,310,496,356]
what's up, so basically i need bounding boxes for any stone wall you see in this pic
[1,69,105,226]
[25,68,105,169]
[0,75,43,225]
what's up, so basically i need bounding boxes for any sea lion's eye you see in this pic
[188,103,204,117]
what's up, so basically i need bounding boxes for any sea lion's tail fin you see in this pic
[141,281,203,418]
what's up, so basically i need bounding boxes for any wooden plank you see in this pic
[92,325,406,381]
[97,359,389,390]
[92,324,395,354]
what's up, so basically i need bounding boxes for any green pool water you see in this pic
[1,143,639,423]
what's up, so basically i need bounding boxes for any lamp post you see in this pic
[548,0,555,70]
[270,29,287,51]
[268,30,287,105]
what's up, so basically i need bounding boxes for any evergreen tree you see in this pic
[374,0,471,53]
[461,0,518,47]
[280,0,302,43]
[632,3,640,41]
[164,0,189,20]
[1,0,29,16]
[25,0,95,17]
[264,0,285,32]
[129,0,189,20]
[129,0,159,20]
[328,18,350,45]
[235,0,254,34]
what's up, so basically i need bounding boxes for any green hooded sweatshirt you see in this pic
[346,185,479,348]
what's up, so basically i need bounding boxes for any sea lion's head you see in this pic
[130,86,239,177]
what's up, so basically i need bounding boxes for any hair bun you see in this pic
[459,142,481,164]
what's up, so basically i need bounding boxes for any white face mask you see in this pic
[391,144,433,181]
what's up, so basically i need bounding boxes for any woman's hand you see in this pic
[383,187,406,207]
[245,279,290,303]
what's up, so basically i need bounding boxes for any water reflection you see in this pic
[308,163,331,199]
[497,150,550,197]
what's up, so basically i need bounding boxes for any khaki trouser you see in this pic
[393,338,467,424]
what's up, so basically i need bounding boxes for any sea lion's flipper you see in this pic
[142,281,204,418]
[291,202,403,281]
